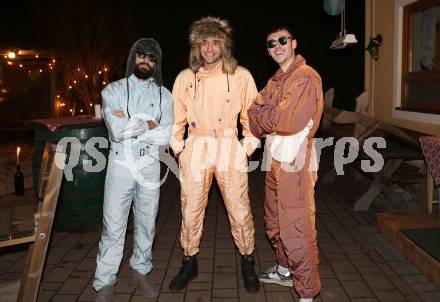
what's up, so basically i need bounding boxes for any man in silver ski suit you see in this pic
[93,38,173,301]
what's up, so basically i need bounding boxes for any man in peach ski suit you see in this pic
[248,26,323,302]
[169,16,260,293]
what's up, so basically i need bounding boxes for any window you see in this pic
[401,0,440,113]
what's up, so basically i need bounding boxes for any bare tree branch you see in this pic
[33,0,136,114]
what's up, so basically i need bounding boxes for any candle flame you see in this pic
[17,146,20,165]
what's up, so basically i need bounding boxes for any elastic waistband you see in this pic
[188,127,238,138]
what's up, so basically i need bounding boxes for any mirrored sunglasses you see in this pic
[136,51,157,62]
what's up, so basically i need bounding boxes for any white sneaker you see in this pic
[258,265,293,287]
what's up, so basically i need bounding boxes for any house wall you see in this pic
[365,0,440,136]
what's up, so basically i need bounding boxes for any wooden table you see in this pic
[320,108,427,211]
[26,116,108,231]
[353,139,424,211]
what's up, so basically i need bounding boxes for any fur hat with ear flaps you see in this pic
[125,38,163,85]
[189,16,237,74]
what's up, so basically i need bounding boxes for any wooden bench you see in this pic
[320,107,426,211]
[0,143,65,301]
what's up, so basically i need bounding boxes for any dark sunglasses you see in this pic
[136,51,157,62]
[266,36,291,49]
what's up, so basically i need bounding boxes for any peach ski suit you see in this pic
[171,60,259,257]
[248,55,323,298]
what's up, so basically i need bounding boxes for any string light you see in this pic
[5,57,111,93]
[7,52,16,59]
[35,54,39,58]
[69,109,73,112]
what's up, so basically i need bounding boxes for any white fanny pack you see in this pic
[270,119,313,163]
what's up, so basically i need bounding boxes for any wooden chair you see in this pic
[0,143,66,302]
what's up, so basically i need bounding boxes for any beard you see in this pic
[133,64,154,80]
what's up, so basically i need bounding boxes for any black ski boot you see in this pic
[241,254,260,293]
[169,255,198,290]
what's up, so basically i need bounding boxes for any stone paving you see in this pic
[1,161,440,301]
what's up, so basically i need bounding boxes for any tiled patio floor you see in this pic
[1,161,440,301]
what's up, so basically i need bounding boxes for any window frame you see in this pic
[400,0,440,112]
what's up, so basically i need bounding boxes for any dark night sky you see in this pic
[1,0,365,110]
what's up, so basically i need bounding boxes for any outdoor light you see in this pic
[19,64,23,68]
[35,54,39,58]
[366,34,382,61]
[330,0,357,49]
[7,51,16,59]
[98,70,102,74]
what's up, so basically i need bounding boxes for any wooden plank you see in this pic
[0,206,12,241]
[0,235,35,248]
[17,143,65,302]
[38,145,54,201]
